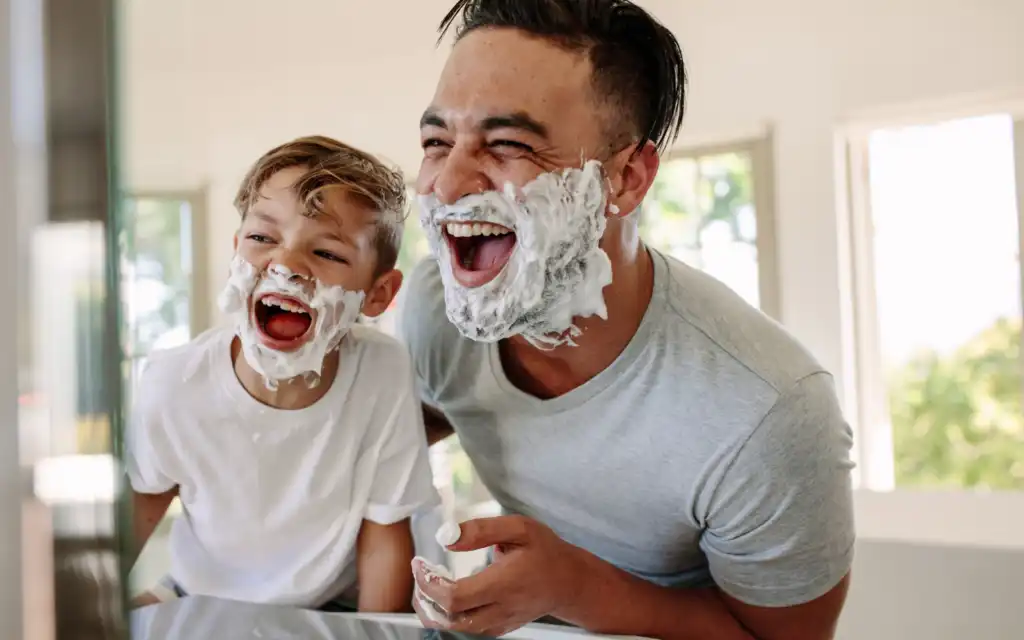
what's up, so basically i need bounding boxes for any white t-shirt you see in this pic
[126,325,440,607]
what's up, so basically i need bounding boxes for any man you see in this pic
[398,1,855,638]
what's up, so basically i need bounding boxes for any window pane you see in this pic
[867,113,1024,490]
[643,152,761,308]
[119,198,194,358]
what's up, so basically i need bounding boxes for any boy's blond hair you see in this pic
[234,135,408,274]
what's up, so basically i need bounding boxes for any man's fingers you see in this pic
[412,585,451,628]
[427,558,512,615]
[447,515,532,553]
[443,604,512,638]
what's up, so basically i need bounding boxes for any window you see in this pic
[119,194,204,405]
[642,138,780,318]
[845,112,1024,492]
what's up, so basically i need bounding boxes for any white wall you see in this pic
[120,1,1024,638]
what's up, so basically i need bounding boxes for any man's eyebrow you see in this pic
[419,109,549,139]
[420,109,447,129]
[481,112,549,139]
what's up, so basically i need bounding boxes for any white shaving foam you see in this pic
[419,160,613,349]
[412,556,453,624]
[435,521,461,547]
[216,255,365,390]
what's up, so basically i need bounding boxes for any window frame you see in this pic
[837,94,1024,549]
[658,133,782,321]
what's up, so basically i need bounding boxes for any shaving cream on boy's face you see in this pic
[419,160,614,349]
[217,255,365,390]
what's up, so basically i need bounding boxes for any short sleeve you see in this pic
[364,358,442,525]
[700,372,856,608]
[124,358,178,494]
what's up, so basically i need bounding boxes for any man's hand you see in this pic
[411,515,586,637]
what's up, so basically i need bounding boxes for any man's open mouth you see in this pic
[443,221,517,288]
[252,293,315,351]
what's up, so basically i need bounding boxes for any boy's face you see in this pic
[235,166,401,323]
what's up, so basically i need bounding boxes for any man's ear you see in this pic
[361,269,404,318]
[606,140,659,217]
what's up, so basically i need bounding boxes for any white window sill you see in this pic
[854,488,1024,550]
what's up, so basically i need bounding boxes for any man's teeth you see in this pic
[445,222,512,238]
[261,298,309,314]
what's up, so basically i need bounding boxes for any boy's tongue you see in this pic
[265,312,311,341]
[470,234,516,271]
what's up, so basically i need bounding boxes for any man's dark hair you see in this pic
[438,0,687,154]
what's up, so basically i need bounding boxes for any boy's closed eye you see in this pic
[314,249,349,265]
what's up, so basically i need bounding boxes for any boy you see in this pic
[126,136,439,612]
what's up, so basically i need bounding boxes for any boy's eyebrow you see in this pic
[250,209,278,225]
[321,231,356,248]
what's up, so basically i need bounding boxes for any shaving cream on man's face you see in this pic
[216,254,365,390]
[419,160,613,349]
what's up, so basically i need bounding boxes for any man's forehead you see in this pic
[428,29,594,124]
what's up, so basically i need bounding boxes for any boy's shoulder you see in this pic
[137,326,231,399]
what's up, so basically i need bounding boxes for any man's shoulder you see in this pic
[396,259,467,355]
[655,252,826,392]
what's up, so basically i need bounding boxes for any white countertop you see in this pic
[131,595,645,640]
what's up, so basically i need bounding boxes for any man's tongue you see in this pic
[469,234,516,271]
[265,312,310,341]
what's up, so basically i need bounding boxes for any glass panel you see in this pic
[119,197,194,358]
[643,151,761,308]
[867,113,1024,490]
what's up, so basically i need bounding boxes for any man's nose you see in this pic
[432,147,491,205]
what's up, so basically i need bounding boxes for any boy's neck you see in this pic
[230,337,340,410]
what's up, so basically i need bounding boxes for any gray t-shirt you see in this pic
[397,250,855,608]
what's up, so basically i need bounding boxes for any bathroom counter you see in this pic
[130,595,644,640]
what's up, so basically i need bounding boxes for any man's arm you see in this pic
[423,403,455,446]
[357,518,416,612]
[565,548,849,640]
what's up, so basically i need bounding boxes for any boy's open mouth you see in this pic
[443,221,516,288]
[252,293,315,351]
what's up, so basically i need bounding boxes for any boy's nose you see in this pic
[267,249,311,281]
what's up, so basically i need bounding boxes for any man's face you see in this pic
[417,28,609,203]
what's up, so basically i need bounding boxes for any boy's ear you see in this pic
[361,269,404,318]
[233,231,239,252]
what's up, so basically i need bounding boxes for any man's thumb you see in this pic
[442,515,531,552]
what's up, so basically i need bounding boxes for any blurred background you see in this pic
[2,0,1024,638]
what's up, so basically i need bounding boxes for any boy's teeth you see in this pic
[261,297,309,315]
[445,222,512,238]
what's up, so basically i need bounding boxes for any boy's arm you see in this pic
[128,487,177,569]
[356,518,416,612]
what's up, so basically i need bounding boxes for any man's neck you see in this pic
[230,337,339,410]
[500,243,655,400]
